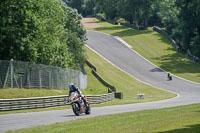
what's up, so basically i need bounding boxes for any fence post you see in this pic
[48,71,52,89]
[10,59,14,88]
[3,63,10,88]
[39,70,42,88]
[27,70,30,89]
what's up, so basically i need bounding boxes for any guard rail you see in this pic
[0,93,114,111]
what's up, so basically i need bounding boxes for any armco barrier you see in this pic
[86,61,116,92]
[153,26,183,51]
[86,61,97,72]
[86,61,123,99]
[187,50,200,63]
[153,26,200,63]
[0,93,114,111]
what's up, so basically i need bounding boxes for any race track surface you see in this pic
[0,31,199,133]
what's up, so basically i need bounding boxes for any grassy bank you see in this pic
[8,103,200,133]
[89,18,200,83]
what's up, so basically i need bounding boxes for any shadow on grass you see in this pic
[151,52,200,74]
[153,32,171,44]
[158,124,200,133]
[85,21,101,24]
[95,25,129,31]
[95,26,153,37]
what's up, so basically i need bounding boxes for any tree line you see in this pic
[66,0,200,58]
[0,0,86,69]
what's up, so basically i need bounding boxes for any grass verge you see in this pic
[7,103,200,133]
[89,18,200,83]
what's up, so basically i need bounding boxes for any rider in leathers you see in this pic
[68,83,86,105]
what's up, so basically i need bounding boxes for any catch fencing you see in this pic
[0,93,115,111]
[0,59,87,89]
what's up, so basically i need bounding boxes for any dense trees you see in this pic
[174,0,200,57]
[68,0,200,57]
[1,0,199,65]
[0,0,86,69]
[63,0,83,14]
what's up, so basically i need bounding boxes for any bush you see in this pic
[96,13,106,21]
[115,18,127,23]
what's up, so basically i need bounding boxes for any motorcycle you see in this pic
[167,73,172,80]
[69,92,91,116]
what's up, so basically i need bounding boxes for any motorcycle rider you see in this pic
[167,73,172,80]
[68,83,87,105]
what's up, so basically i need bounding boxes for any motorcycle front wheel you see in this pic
[72,102,80,116]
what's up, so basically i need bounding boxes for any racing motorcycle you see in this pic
[69,92,91,116]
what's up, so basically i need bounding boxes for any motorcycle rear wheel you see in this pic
[85,103,91,115]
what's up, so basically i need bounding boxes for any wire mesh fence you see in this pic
[0,59,87,89]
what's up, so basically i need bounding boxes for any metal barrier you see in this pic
[0,93,114,111]
[0,59,87,89]
[86,61,116,92]
[153,26,200,63]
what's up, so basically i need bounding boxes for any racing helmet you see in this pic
[69,83,75,91]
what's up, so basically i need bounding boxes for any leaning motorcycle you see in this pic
[69,92,91,116]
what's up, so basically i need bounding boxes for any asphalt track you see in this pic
[0,31,200,133]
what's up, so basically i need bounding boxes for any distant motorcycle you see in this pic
[167,73,172,80]
[69,92,91,116]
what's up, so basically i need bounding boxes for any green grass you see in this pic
[90,18,200,83]
[0,88,69,99]
[8,103,200,133]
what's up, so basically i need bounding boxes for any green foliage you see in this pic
[174,0,200,57]
[115,18,127,23]
[80,0,159,27]
[157,0,179,33]
[63,0,83,14]
[60,2,87,43]
[82,0,95,17]
[0,0,86,69]
[157,0,200,57]
[101,0,118,20]
[96,13,106,20]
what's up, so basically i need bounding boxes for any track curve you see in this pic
[0,30,199,133]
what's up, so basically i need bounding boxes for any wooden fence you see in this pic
[0,93,114,111]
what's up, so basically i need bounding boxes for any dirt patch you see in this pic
[81,18,101,29]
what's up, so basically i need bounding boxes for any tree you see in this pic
[63,0,83,14]
[60,1,87,43]
[0,0,86,69]
[82,0,95,17]
[102,0,118,20]
[174,0,200,57]
[157,0,179,33]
